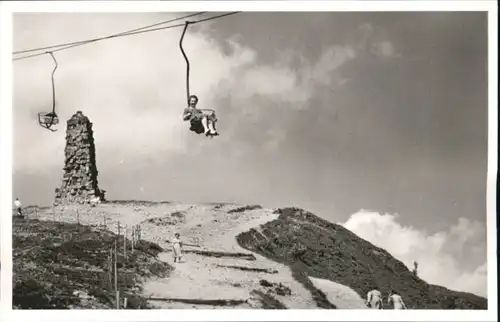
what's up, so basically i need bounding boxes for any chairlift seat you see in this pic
[38,112,59,128]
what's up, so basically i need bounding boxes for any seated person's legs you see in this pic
[201,117,209,134]
[206,113,218,135]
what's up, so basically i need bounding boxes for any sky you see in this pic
[12,12,488,297]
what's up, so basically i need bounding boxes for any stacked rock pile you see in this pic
[55,111,106,205]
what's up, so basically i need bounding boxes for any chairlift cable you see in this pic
[13,12,208,55]
[12,12,241,62]
[14,11,240,136]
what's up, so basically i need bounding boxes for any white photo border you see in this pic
[1,1,497,321]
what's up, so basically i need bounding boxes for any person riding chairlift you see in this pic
[182,95,219,137]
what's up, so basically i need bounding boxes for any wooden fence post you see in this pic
[114,239,119,309]
[108,248,113,287]
[133,225,136,250]
[124,225,127,260]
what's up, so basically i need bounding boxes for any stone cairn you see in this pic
[54,111,106,205]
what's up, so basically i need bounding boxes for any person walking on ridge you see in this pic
[14,198,23,217]
[388,290,407,309]
[366,289,383,309]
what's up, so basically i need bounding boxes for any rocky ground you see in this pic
[12,202,488,310]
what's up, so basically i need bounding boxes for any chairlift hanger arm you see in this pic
[179,21,191,105]
[38,51,59,132]
[48,51,58,115]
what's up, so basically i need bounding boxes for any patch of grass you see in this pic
[250,290,287,309]
[228,205,263,214]
[170,211,185,219]
[142,211,185,227]
[13,216,172,309]
[291,267,336,309]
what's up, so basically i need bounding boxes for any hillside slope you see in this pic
[13,216,171,309]
[236,207,488,309]
[16,202,487,310]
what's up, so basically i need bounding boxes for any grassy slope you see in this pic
[236,207,487,310]
[13,216,172,309]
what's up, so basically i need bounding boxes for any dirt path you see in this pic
[138,206,316,309]
[32,202,362,309]
[309,277,368,309]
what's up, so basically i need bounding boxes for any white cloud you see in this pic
[357,22,400,58]
[341,210,487,297]
[372,41,398,58]
[311,45,356,85]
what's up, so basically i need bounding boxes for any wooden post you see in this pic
[131,225,135,250]
[76,208,80,225]
[123,297,128,309]
[114,239,119,309]
[134,225,137,247]
[103,214,107,228]
[108,248,113,287]
[117,221,121,237]
[124,225,127,259]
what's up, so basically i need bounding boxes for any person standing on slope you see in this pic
[171,233,184,263]
[388,290,407,309]
[14,198,23,217]
[366,289,383,309]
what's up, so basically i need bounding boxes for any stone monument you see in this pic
[54,111,106,205]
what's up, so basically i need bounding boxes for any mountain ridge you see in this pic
[236,207,487,309]
[13,201,487,309]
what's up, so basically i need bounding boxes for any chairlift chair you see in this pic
[38,111,59,131]
[38,51,59,132]
[179,21,219,138]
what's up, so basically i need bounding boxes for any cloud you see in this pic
[357,23,400,58]
[310,45,356,85]
[372,41,399,58]
[341,210,487,297]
